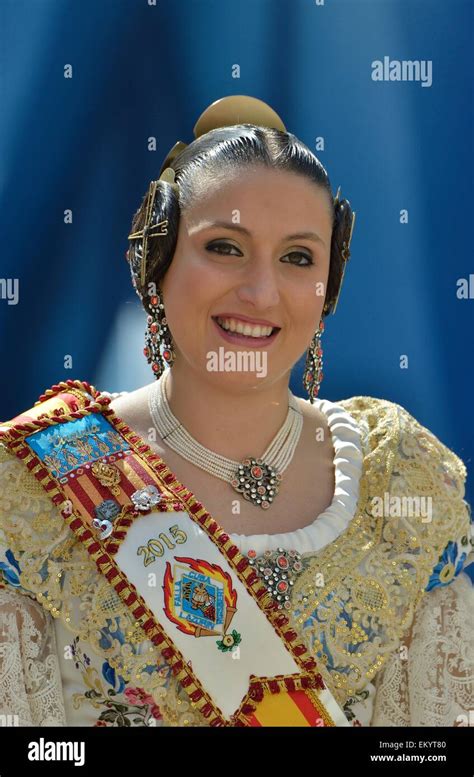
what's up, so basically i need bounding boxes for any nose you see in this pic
[235,259,281,311]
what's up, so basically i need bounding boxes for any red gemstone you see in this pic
[277,580,288,593]
[277,555,288,569]
[163,349,171,361]
[247,549,257,559]
[150,295,158,306]
[150,322,158,334]
[251,466,263,479]
[152,363,159,372]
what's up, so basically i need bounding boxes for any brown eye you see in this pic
[205,241,241,256]
[206,242,313,266]
[281,251,314,267]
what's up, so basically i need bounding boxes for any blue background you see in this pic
[1,0,473,539]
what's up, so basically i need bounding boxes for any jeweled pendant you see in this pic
[230,457,282,509]
[247,547,304,609]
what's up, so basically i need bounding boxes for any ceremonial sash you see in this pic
[0,380,350,727]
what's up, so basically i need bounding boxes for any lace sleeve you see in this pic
[0,442,67,726]
[371,569,474,726]
[0,585,67,726]
[371,404,474,726]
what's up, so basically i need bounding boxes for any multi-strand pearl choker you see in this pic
[148,369,304,509]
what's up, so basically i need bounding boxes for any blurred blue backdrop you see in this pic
[1,0,473,537]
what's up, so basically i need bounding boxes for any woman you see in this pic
[0,95,472,728]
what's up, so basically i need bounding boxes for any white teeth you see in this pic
[216,317,274,337]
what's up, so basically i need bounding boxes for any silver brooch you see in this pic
[131,484,162,512]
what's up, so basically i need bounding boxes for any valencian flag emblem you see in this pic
[163,557,242,652]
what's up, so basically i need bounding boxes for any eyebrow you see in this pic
[192,220,326,247]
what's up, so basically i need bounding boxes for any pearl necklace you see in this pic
[148,370,304,510]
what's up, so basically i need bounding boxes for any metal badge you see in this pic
[92,499,122,539]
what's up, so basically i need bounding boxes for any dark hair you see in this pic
[127,124,354,317]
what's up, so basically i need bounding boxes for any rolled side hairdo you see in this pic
[324,195,355,316]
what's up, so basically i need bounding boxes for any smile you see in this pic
[211,316,281,347]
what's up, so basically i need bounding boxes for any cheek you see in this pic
[164,251,232,313]
[284,282,326,349]
[297,259,330,320]
[160,254,216,342]
[288,274,327,317]
[295,298,324,339]
[161,254,196,308]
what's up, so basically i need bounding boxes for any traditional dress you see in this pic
[0,379,472,727]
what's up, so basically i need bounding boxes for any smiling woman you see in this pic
[0,95,472,729]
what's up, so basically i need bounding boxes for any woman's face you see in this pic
[160,166,333,389]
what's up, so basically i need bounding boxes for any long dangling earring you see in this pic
[302,319,324,403]
[143,287,175,379]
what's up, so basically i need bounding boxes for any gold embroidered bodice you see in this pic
[0,393,472,726]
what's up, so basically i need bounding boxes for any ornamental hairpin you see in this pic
[127,167,179,288]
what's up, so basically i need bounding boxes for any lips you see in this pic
[213,313,280,328]
[215,316,274,336]
[212,316,281,347]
